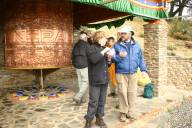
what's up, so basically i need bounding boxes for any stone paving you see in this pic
[0,86,192,128]
[167,98,192,128]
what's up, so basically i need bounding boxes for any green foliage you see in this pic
[168,51,176,56]
[140,32,144,38]
[185,41,192,49]
[169,20,192,41]
[167,45,177,51]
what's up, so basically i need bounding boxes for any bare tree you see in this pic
[187,7,192,19]
[169,0,192,17]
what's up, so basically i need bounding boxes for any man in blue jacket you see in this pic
[112,25,147,122]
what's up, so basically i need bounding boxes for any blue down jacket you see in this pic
[112,40,147,74]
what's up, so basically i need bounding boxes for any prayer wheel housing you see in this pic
[1,0,129,69]
[4,0,73,69]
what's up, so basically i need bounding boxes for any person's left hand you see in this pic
[106,50,114,57]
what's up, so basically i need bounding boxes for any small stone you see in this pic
[58,123,70,128]
[15,118,27,124]
[69,120,82,128]
[34,108,46,112]
[63,118,73,122]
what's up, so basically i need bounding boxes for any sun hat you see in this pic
[118,25,134,35]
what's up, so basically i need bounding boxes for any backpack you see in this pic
[143,83,154,99]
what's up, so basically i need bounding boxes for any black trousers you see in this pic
[85,84,108,121]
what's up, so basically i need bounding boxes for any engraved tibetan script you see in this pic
[12,29,68,43]
[5,28,72,69]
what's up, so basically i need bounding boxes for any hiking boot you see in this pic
[81,98,87,104]
[73,97,82,105]
[120,113,129,122]
[108,92,115,97]
[84,120,92,128]
[126,114,137,121]
[112,93,118,98]
[108,92,117,98]
[95,117,107,128]
[115,105,119,109]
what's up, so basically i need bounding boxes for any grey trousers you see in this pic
[85,84,108,121]
[74,67,89,101]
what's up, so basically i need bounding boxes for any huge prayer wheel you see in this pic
[4,0,73,69]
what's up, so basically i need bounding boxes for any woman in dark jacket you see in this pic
[84,31,111,128]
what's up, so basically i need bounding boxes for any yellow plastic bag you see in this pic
[137,68,151,86]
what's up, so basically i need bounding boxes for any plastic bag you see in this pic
[137,68,151,86]
[143,83,154,99]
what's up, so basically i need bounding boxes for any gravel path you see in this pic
[167,99,192,128]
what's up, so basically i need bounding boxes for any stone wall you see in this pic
[167,56,192,89]
[144,20,168,96]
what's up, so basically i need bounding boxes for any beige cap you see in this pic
[118,25,134,35]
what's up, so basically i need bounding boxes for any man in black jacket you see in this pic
[72,31,89,105]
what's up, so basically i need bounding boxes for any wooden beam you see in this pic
[73,3,128,25]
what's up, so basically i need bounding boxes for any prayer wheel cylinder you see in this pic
[4,0,73,69]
